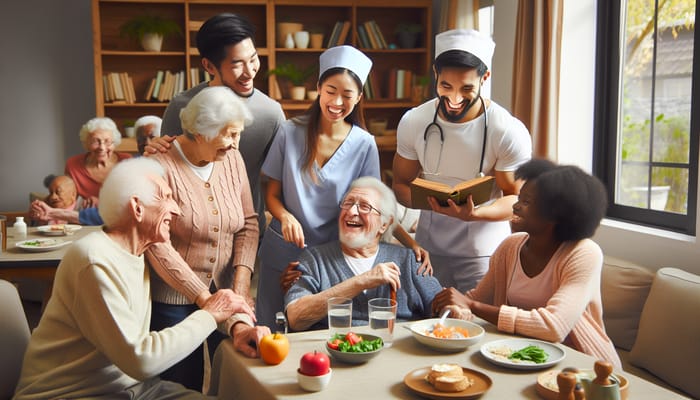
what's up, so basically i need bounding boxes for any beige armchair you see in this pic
[0,279,31,398]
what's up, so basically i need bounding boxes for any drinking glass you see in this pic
[327,297,352,337]
[368,298,397,347]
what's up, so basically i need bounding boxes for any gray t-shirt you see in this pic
[162,83,285,236]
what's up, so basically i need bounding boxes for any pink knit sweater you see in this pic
[146,147,259,306]
[468,232,621,368]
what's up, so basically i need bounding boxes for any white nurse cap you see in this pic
[435,29,495,72]
[319,45,373,85]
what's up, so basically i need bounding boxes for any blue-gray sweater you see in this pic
[285,241,442,331]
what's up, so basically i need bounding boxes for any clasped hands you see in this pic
[200,289,270,358]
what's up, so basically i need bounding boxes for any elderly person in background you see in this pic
[135,115,162,155]
[146,86,267,391]
[283,177,442,332]
[65,117,132,208]
[14,158,253,400]
[431,159,621,368]
[30,175,79,225]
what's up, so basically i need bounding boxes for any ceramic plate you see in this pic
[36,224,82,236]
[404,366,492,399]
[15,238,71,253]
[480,338,565,370]
[408,318,485,352]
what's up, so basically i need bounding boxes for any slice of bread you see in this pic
[434,375,472,392]
[427,363,462,385]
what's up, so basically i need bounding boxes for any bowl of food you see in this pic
[325,332,384,364]
[408,318,485,352]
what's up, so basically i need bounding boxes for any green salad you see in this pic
[327,332,383,353]
[508,345,548,364]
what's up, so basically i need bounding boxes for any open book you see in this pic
[410,175,496,210]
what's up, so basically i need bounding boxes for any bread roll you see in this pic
[434,375,471,392]
[427,363,462,385]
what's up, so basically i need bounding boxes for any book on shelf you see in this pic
[144,77,156,101]
[109,72,125,103]
[327,21,343,48]
[387,68,397,99]
[396,69,405,99]
[367,20,387,49]
[410,175,496,210]
[356,24,371,49]
[363,21,380,49]
[336,21,351,46]
[151,70,165,101]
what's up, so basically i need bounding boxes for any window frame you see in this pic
[593,0,700,235]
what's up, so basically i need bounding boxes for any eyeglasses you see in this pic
[339,200,382,215]
[89,138,114,147]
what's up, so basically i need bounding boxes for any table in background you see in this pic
[209,320,689,399]
[0,226,102,306]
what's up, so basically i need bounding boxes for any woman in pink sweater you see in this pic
[145,86,269,391]
[432,158,621,367]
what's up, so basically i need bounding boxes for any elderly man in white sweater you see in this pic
[14,158,254,400]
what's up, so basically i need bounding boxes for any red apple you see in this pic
[299,351,330,376]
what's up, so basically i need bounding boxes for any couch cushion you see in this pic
[629,267,700,398]
[601,256,654,350]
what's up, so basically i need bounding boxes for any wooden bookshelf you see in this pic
[92,0,432,160]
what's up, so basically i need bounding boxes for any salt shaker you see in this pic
[14,216,27,240]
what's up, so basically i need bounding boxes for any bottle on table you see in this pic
[14,216,27,240]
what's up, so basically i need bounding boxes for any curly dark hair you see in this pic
[515,158,608,242]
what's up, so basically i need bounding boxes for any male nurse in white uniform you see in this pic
[392,29,532,292]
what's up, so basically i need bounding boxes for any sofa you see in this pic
[601,256,700,399]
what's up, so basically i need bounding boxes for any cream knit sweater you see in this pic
[146,147,258,306]
[467,232,621,368]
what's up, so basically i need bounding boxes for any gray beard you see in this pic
[339,230,375,249]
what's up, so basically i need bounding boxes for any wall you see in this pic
[0,0,94,211]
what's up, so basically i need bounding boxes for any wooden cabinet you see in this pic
[92,0,432,157]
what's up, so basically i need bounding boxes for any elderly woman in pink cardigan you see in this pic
[145,86,269,391]
[432,158,621,368]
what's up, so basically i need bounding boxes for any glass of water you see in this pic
[368,298,397,347]
[327,297,352,336]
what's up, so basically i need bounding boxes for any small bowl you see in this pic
[408,318,485,352]
[297,368,332,392]
[325,333,384,364]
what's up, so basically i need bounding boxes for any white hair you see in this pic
[98,158,165,227]
[79,117,122,150]
[347,176,398,239]
[179,86,253,140]
[134,115,162,137]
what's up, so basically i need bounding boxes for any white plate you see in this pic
[480,338,565,370]
[15,238,71,252]
[36,224,82,236]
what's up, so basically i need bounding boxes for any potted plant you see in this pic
[120,15,182,52]
[267,63,317,100]
[394,23,423,49]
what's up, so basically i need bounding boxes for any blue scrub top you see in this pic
[261,119,380,245]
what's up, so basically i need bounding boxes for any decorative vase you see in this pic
[277,22,304,47]
[284,33,295,49]
[290,86,306,100]
[310,33,324,49]
[141,33,163,52]
[294,31,310,49]
[125,126,136,138]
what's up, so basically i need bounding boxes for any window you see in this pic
[594,0,698,234]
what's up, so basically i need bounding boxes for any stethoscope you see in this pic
[422,96,488,178]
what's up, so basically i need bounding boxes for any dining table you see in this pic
[0,225,102,306]
[209,319,689,399]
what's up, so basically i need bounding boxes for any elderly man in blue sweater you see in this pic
[283,177,441,332]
